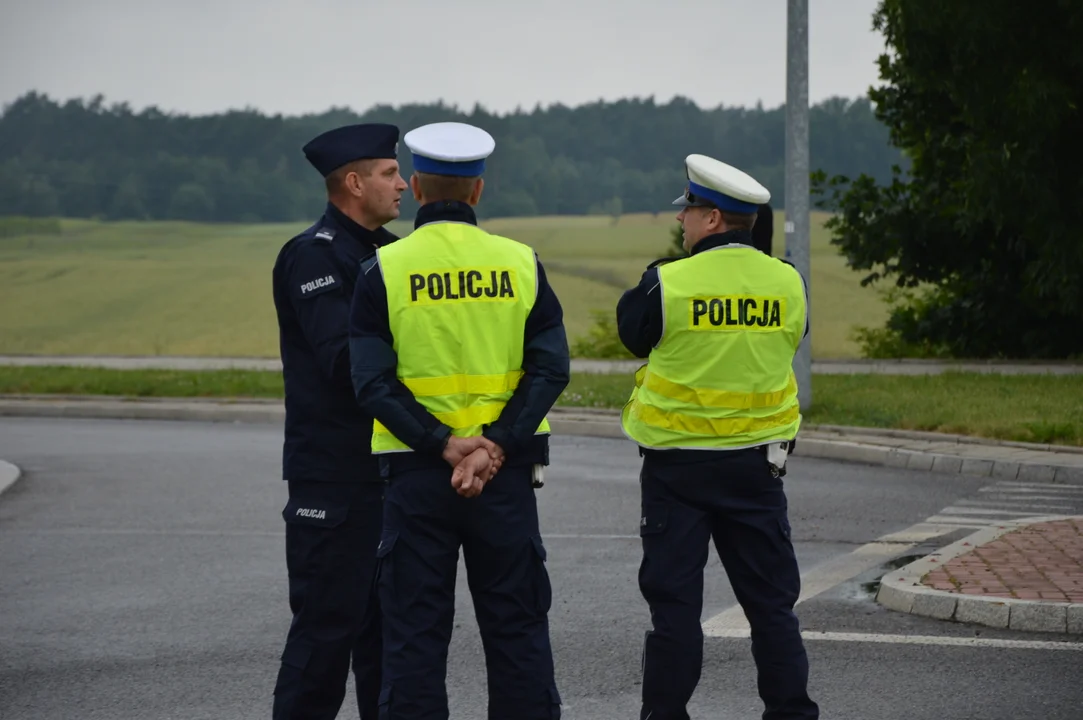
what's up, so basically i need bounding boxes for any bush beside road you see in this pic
[2,366,1082,448]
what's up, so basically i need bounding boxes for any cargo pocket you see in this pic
[375,531,398,602]
[775,515,797,562]
[530,535,552,616]
[548,685,563,720]
[272,642,312,707]
[279,642,311,671]
[377,684,393,720]
[772,515,801,600]
[639,501,668,537]
[637,502,670,603]
[778,516,792,542]
[376,531,398,560]
[282,498,349,576]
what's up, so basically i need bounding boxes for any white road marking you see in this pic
[974,493,1077,502]
[700,479,1082,640]
[875,523,960,543]
[996,482,1083,491]
[702,527,949,636]
[979,482,1083,493]
[940,507,1051,517]
[710,629,1083,651]
[921,516,990,528]
[957,500,1075,511]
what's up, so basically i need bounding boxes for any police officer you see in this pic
[270,123,408,720]
[348,122,569,720]
[616,154,819,720]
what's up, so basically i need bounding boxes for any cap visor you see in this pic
[672,193,693,207]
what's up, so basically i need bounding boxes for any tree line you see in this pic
[0,91,903,222]
[816,0,1083,359]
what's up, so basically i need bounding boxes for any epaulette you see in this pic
[313,227,336,242]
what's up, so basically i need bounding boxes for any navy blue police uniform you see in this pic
[617,228,818,720]
[348,197,570,720]
[270,123,400,720]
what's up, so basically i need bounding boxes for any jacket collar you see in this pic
[415,200,478,229]
[325,202,396,248]
[690,228,755,255]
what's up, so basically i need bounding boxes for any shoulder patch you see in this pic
[296,273,340,298]
[313,227,336,242]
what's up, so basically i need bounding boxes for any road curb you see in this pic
[789,437,1083,482]
[876,516,1083,634]
[0,395,285,424]
[551,409,1083,482]
[0,459,22,498]
[807,423,1083,456]
[2,396,1083,481]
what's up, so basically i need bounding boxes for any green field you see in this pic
[0,212,886,358]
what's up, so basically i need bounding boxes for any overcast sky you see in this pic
[1,0,887,117]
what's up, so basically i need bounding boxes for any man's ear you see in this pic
[710,208,725,232]
[410,174,423,202]
[345,170,366,199]
[469,178,485,206]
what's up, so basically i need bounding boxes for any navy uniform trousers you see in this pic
[273,480,384,720]
[375,463,561,720]
[638,447,819,720]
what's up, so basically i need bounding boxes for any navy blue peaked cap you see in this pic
[303,123,400,177]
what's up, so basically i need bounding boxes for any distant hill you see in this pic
[0,92,903,222]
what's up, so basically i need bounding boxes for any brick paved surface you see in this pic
[922,518,1083,602]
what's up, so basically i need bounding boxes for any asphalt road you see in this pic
[1,418,1081,720]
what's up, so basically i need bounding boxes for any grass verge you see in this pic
[560,372,1083,446]
[0,366,285,399]
[2,366,1081,447]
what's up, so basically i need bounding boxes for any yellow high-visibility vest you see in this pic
[621,245,807,450]
[371,220,550,454]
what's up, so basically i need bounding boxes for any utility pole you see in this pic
[786,0,812,409]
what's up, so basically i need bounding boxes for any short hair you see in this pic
[691,202,757,232]
[325,159,378,194]
[720,210,757,231]
[414,172,479,203]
